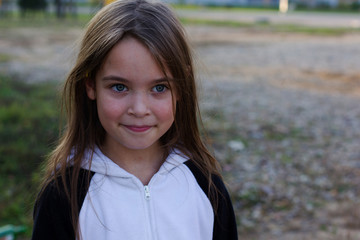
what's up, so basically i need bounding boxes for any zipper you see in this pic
[143,185,155,239]
[144,185,151,200]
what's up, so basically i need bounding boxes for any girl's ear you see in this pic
[85,78,96,100]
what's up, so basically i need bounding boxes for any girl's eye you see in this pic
[112,84,127,92]
[153,84,167,93]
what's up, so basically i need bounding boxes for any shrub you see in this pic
[18,0,47,15]
[0,75,59,234]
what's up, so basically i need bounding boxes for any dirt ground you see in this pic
[1,23,360,239]
[190,26,360,239]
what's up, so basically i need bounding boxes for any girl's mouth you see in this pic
[124,125,152,133]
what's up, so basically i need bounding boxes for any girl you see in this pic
[31,0,237,239]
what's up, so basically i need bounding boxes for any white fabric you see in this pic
[78,147,214,240]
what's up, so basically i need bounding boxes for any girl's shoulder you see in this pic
[40,167,95,199]
[32,167,95,240]
[183,159,238,240]
[183,160,227,196]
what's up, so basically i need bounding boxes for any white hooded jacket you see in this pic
[32,147,238,240]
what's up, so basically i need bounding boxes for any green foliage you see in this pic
[0,75,60,235]
[350,1,360,10]
[0,13,93,29]
[0,54,11,63]
[18,0,47,12]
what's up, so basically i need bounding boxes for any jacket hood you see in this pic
[80,146,189,178]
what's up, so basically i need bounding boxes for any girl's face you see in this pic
[86,36,176,154]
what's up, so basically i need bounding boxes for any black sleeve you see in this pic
[212,175,238,240]
[184,160,238,240]
[31,168,94,240]
[31,180,75,240]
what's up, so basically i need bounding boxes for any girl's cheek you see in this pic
[155,98,175,119]
[98,96,127,117]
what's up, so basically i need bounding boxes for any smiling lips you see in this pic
[124,125,152,132]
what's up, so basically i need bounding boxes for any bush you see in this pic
[0,75,60,234]
[18,0,47,14]
[350,1,360,10]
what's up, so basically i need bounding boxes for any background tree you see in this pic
[18,0,47,16]
[55,0,78,19]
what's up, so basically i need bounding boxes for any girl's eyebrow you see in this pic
[102,75,173,83]
[102,75,129,82]
[153,78,173,83]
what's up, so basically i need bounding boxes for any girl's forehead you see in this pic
[97,37,173,83]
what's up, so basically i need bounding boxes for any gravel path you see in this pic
[1,23,360,239]
[188,26,360,239]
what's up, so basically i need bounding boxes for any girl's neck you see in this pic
[100,141,166,185]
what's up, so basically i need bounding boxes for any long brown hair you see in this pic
[41,0,221,237]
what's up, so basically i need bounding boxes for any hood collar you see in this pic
[81,146,189,178]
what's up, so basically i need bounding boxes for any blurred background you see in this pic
[0,0,360,239]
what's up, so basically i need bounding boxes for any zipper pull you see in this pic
[144,185,151,200]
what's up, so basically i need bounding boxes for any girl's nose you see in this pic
[127,92,150,117]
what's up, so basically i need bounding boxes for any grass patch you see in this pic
[272,24,355,35]
[173,3,360,13]
[0,74,60,236]
[1,9,359,36]
[0,54,11,63]
[180,17,253,28]
[173,3,278,12]
[180,17,359,35]
[0,13,94,29]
